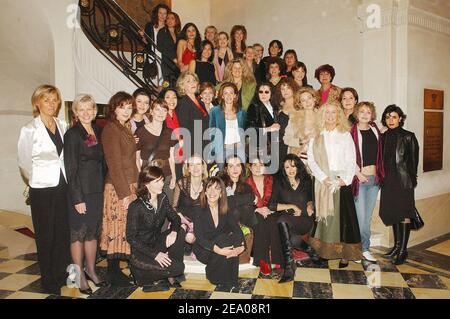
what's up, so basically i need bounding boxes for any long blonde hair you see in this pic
[315,101,350,135]
[222,58,256,87]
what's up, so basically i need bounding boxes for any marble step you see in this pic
[184,255,257,274]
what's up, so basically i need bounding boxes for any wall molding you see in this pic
[358,3,450,36]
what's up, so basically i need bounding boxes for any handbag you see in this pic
[410,207,424,230]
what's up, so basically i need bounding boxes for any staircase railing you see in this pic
[78,0,174,99]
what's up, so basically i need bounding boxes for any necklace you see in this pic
[191,180,203,197]
[289,179,299,188]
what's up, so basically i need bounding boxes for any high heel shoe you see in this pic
[85,271,108,287]
[338,260,349,269]
[79,287,93,295]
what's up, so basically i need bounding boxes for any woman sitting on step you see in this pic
[193,177,245,292]
[126,165,186,292]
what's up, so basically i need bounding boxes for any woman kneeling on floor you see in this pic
[126,165,186,292]
[193,177,245,292]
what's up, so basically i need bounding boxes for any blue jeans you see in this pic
[354,175,380,252]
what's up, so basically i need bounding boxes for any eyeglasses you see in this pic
[259,90,270,94]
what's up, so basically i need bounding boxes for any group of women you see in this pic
[16,4,420,295]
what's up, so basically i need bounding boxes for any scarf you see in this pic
[312,133,335,224]
[350,123,385,196]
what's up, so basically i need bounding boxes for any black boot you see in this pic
[278,222,296,283]
[384,223,401,259]
[107,259,132,287]
[394,223,410,265]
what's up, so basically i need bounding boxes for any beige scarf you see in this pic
[313,133,335,224]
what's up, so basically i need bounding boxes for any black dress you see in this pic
[172,178,203,221]
[268,177,314,238]
[277,111,289,165]
[64,122,105,243]
[195,61,217,85]
[379,127,416,225]
[193,206,245,285]
[157,27,179,86]
[126,193,185,285]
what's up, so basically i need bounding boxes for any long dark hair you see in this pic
[292,61,309,87]
[137,165,165,197]
[196,40,215,62]
[230,25,247,54]
[219,155,247,193]
[200,177,228,215]
[280,154,311,188]
[177,23,202,53]
[150,4,170,28]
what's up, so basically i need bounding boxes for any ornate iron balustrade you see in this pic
[78,0,171,98]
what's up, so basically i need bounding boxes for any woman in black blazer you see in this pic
[246,82,280,158]
[157,12,181,87]
[64,94,106,294]
[193,177,245,291]
[176,72,210,157]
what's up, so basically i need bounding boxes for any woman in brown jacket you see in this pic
[100,91,139,286]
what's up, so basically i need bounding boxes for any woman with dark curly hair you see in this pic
[268,154,316,283]
[230,25,247,58]
[379,105,419,265]
[176,23,202,72]
[258,40,285,83]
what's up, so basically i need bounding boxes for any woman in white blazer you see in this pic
[17,85,71,295]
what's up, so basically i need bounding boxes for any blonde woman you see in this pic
[307,101,362,268]
[64,94,106,294]
[284,87,319,162]
[176,71,210,157]
[18,85,70,294]
[213,32,234,82]
[221,58,256,112]
[173,155,208,251]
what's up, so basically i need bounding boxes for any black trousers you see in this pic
[194,233,242,285]
[29,178,71,290]
[252,213,283,266]
[229,204,258,229]
[130,228,186,285]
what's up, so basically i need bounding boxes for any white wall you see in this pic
[0,0,57,214]
[407,9,450,199]
[173,0,211,36]
[209,0,363,91]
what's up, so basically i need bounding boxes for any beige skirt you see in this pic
[99,183,137,259]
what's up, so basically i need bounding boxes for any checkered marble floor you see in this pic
[0,247,449,299]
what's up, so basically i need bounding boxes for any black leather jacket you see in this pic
[383,127,419,189]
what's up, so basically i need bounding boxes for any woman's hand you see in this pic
[170,176,176,190]
[323,177,333,187]
[138,29,145,37]
[214,245,235,258]
[306,202,314,217]
[75,203,87,215]
[255,207,271,219]
[337,177,346,187]
[229,246,245,258]
[288,205,302,217]
[356,172,369,183]
[265,123,281,133]
[155,252,172,268]
[166,231,177,248]
[122,196,130,211]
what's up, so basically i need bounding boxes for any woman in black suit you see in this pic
[157,12,181,87]
[246,82,280,159]
[176,71,210,157]
[193,177,245,291]
[126,165,186,292]
[380,105,419,265]
[64,94,106,294]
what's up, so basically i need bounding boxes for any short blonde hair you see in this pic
[176,71,200,96]
[294,87,319,111]
[72,94,97,115]
[31,84,62,117]
[182,154,209,179]
[316,101,350,135]
[353,101,377,122]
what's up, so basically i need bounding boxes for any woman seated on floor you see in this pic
[126,165,186,292]
[193,177,245,292]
